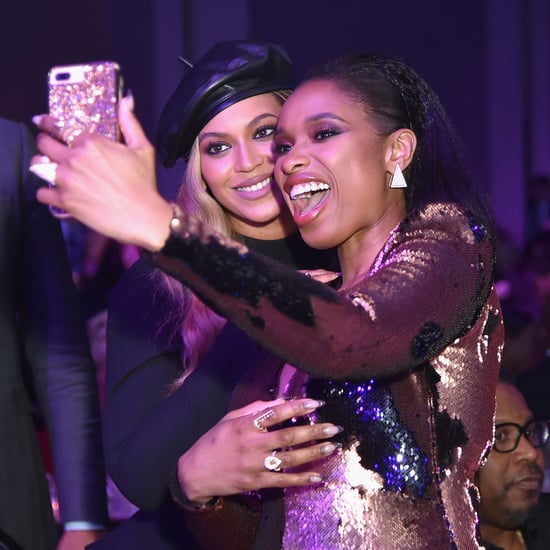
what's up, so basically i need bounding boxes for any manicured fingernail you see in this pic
[122,90,134,111]
[320,443,339,455]
[323,425,343,436]
[32,115,43,126]
[309,475,322,484]
[304,399,325,410]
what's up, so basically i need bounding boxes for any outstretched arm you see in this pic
[32,102,494,382]
[146,203,494,381]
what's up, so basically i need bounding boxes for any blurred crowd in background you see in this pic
[495,173,550,489]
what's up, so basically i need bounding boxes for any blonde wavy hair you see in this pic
[159,89,292,391]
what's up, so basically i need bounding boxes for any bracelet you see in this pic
[178,495,222,512]
[169,467,222,512]
[63,521,106,531]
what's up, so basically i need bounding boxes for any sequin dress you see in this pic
[147,201,503,550]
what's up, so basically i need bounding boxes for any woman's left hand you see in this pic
[175,398,342,505]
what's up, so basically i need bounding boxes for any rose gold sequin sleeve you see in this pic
[148,202,495,381]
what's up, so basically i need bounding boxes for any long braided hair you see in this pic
[304,53,495,238]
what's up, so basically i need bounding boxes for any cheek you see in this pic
[201,158,232,193]
[256,140,276,162]
[206,186,225,207]
[274,161,285,189]
[337,147,379,189]
[478,456,508,494]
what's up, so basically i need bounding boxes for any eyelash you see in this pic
[205,125,277,156]
[206,142,230,155]
[274,141,289,155]
[254,125,276,139]
[314,127,340,141]
[275,126,341,155]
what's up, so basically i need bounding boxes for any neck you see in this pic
[338,203,405,289]
[232,209,297,241]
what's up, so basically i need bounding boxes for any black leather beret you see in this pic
[156,40,294,167]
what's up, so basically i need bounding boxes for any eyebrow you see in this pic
[199,112,279,144]
[309,112,347,123]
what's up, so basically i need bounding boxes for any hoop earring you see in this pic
[389,164,407,189]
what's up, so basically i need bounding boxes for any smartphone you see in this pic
[48,60,123,142]
[47,60,124,217]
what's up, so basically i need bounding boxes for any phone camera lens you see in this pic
[56,72,71,81]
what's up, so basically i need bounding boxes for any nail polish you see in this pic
[323,425,343,436]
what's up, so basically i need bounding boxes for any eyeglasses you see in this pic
[493,419,550,453]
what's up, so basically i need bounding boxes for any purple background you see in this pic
[1,0,548,246]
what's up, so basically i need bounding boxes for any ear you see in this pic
[386,129,417,173]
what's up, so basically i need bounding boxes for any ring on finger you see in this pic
[54,120,84,146]
[263,450,282,472]
[62,127,84,146]
[29,160,58,186]
[253,409,274,433]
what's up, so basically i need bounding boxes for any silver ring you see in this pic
[253,409,274,433]
[263,451,282,472]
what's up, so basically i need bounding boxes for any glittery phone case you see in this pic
[45,61,123,218]
[48,60,123,142]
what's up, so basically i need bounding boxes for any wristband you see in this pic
[169,467,222,512]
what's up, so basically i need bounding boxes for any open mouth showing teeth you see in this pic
[236,176,271,193]
[289,181,330,200]
[289,182,331,216]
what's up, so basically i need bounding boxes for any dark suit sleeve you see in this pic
[104,262,259,510]
[17,122,108,525]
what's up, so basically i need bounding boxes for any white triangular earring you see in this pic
[389,163,407,188]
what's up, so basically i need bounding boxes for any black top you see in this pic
[91,232,336,548]
[480,493,550,550]
[104,231,336,509]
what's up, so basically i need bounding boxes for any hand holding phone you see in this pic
[31,60,124,218]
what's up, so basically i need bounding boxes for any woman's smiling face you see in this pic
[198,93,289,238]
[274,79,406,251]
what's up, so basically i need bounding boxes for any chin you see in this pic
[299,223,341,250]
[247,206,283,224]
[505,501,539,527]
[300,232,335,250]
